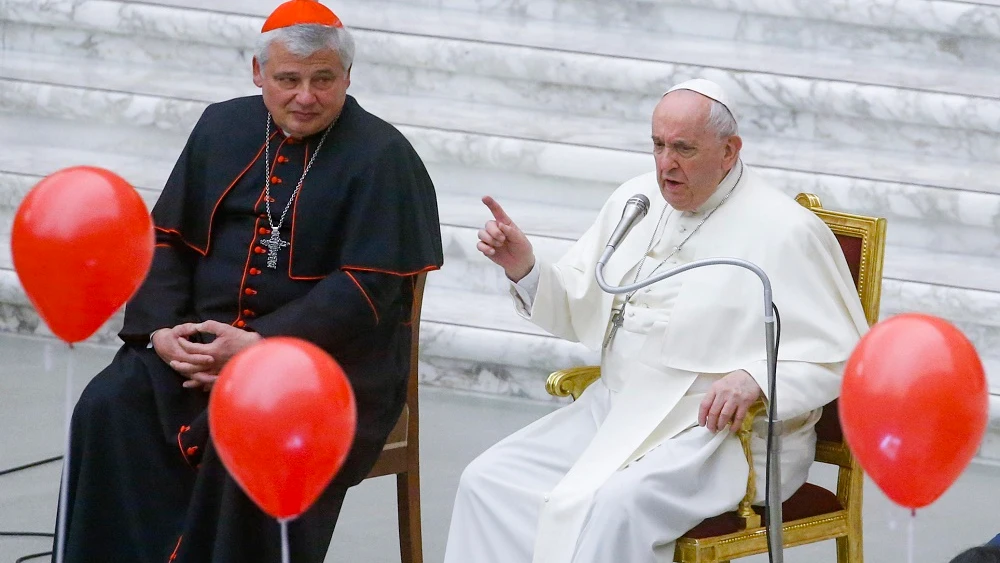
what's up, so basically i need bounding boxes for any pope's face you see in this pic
[651,91,741,212]
[253,41,350,138]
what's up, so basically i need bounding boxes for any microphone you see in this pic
[598,194,650,266]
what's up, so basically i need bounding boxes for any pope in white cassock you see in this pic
[442,79,870,563]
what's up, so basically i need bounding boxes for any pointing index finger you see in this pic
[482,196,513,226]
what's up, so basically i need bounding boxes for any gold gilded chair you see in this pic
[546,194,886,563]
[364,272,427,563]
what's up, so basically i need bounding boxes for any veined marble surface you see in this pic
[8,0,1000,104]
[2,0,999,414]
[389,0,1000,68]
[435,220,1000,299]
[1,105,999,261]
[383,0,1000,38]
[1,269,997,402]
[655,0,1000,39]
[6,71,1000,201]
[7,2,1000,174]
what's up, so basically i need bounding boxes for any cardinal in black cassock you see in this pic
[59,2,443,561]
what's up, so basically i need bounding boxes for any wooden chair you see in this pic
[364,272,427,563]
[546,193,887,563]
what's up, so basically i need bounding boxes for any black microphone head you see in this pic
[625,194,651,218]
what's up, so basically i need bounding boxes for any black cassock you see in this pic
[61,95,443,563]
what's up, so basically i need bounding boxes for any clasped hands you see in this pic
[152,320,262,392]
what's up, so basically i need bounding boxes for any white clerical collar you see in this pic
[688,158,744,217]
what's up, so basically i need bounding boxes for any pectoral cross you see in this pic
[260,229,290,269]
[604,307,626,349]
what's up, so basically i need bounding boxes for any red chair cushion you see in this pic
[835,233,863,288]
[816,400,844,443]
[682,483,844,539]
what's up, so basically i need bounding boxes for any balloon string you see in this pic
[907,509,916,563]
[280,519,290,563]
[54,343,75,563]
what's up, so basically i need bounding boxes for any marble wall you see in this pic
[0,0,997,430]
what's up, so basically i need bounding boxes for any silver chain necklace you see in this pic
[604,166,743,349]
[259,113,336,269]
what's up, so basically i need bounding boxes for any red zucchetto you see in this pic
[261,0,343,33]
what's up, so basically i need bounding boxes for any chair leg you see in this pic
[836,533,863,563]
[396,470,423,563]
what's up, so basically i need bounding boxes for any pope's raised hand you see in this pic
[478,196,535,282]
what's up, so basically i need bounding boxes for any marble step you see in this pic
[5,0,1000,140]
[7,48,1000,167]
[384,0,1000,68]
[1,81,999,260]
[1,99,998,264]
[0,106,994,327]
[3,148,999,305]
[1,53,998,205]
[0,114,615,238]
[0,251,997,404]
[0,65,935,188]
[387,0,1000,41]
[437,222,1000,322]
[5,179,998,381]
[129,0,1000,99]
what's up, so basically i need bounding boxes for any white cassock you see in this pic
[443,160,870,563]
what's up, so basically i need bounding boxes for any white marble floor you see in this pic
[2,0,1000,474]
[1,333,999,563]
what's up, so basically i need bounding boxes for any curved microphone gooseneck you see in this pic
[595,194,784,562]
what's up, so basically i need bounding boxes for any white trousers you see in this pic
[443,379,813,563]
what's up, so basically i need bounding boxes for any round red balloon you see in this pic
[841,313,988,509]
[11,166,154,343]
[209,337,357,521]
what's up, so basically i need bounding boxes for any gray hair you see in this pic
[706,100,738,139]
[255,24,355,72]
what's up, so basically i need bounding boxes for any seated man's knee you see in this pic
[73,368,129,424]
[590,471,645,524]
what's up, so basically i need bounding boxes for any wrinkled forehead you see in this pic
[652,91,712,139]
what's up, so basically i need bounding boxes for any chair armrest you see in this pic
[735,400,767,529]
[546,366,601,401]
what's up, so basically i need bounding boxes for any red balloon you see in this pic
[841,313,988,509]
[11,166,154,343]
[209,337,357,521]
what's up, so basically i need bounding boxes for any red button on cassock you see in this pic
[245,288,257,296]
[254,246,266,254]
[236,320,246,328]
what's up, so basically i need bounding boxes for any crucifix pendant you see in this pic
[260,229,290,269]
[604,307,626,349]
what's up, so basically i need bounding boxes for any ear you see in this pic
[723,135,743,168]
[344,65,352,89]
[252,57,264,88]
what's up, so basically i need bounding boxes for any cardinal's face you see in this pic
[253,41,351,138]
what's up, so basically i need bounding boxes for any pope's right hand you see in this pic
[478,196,535,282]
